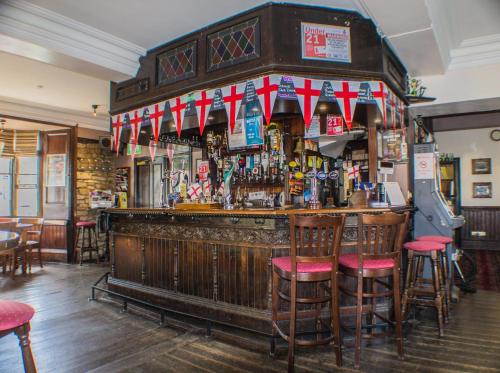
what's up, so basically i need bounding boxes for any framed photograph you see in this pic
[472,182,492,198]
[472,158,491,174]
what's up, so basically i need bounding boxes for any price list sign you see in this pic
[301,22,351,63]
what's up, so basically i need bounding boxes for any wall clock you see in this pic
[490,129,500,141]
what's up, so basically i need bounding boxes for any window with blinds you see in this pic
[0,129,40,156]
[0,130,41,217]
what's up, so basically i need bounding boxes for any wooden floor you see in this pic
[1,264,500,373]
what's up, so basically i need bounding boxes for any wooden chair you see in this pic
[338,212,409,369]
[18,218,44,273]
[271,214,346,372]
[0,300,37,373]
[0,222,20,277]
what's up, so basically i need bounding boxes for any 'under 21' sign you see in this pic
[301,22,351,63]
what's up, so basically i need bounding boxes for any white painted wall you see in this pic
[416,63,500,105]
[435,128,500,206]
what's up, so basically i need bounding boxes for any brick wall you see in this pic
[76,140,115,250]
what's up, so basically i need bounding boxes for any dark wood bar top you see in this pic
[106,206,409,217]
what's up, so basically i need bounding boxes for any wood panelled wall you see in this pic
[41,222,67,249]
[461,207,500,249]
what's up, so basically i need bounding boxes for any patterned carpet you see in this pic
[463,249,500,292]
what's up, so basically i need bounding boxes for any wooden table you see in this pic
[0,231,20,278]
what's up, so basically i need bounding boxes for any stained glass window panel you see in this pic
[207,18,260,71]
[157,41,197,86]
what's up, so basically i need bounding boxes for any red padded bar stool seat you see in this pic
[403,241,445,252]
[0,301,34,331]
[339,254,394,270]
[416,235,453,245]
[76,221,96,228]
[272,256,332,273]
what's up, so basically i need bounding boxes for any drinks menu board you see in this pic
[301,22,351,63]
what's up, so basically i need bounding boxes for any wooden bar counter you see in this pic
[105,206,407,334]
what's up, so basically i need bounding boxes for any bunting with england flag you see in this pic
[254,74,280,125]
[332,81,360,131]
[193,89,214,135]
[111,74,404,158]
[369,81,388,129]
[221,82,245,134]
[169,96,187,138]
[291,76,323,130]
[111,114,122,155]
[129,109,142,158]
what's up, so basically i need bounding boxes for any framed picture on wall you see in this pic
[472,182,492,198]
[472,158,491,174]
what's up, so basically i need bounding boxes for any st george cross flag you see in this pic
[348,164,360,180]
[369,81,388,129]
[166,143,174,165]
[290,76,323,130]
[111,114,122,156]
[129,110,143,158]
[203,179,212,197]
[193,89,215,135]
[187,183,202,199]
[332,81,361,131]
[147,102,165,145]
[221,83,246,134]
[149,140,157,161]
[254,74,280,125]
[169,96,187,138]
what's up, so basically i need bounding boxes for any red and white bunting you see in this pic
[193,89,214,135]
[254,74,280,125]
[369,81,388,129]
[221,83,245,134]
[290,76,323,130]
[169,96,187,138]
[147,102,165,144]
[129,109,142,158]
[111,114,122,156]
[203,179,211,196]
[332,81,360,131]
[389,92,397,131]
[166,143,174,164]
[348,164,360,180]
[398,98,405,128]
[149,140,157,161]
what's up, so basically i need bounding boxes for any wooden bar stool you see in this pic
[74,221,99,265]
[338,212,409,369]
[415,235,452,321]
[271,214,346,372]
[0,300,37,373]
[401,240,446,337]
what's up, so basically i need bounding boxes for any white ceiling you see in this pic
[0,117,66,131]
[1,0,500,130]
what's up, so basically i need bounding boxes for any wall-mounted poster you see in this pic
[46,154,66,187]
[304,115,320,139]
[327,115,344,136]
[227,118,246,149]
[301,22,351,63]
[245,114,264,146]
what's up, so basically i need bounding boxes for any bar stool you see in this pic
[401,240,446,337]
[0,300,37,373]
[74,221,99,265]
[415,235,452,321]
[271,214,346,372]
[338,212,409,369]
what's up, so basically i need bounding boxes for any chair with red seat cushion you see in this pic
[74,219,99,265]
[402,240,447,336]
[0,300,37,373]
[338,212,409,369]
[415,235,453,316]
[272,214,346,372]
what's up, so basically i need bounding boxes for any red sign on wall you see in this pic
[301,22,351,63]
[327,115,344,136]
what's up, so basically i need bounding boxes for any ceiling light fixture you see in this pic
[92,104,102,116]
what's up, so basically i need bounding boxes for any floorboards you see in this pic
[1,263,500,373]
